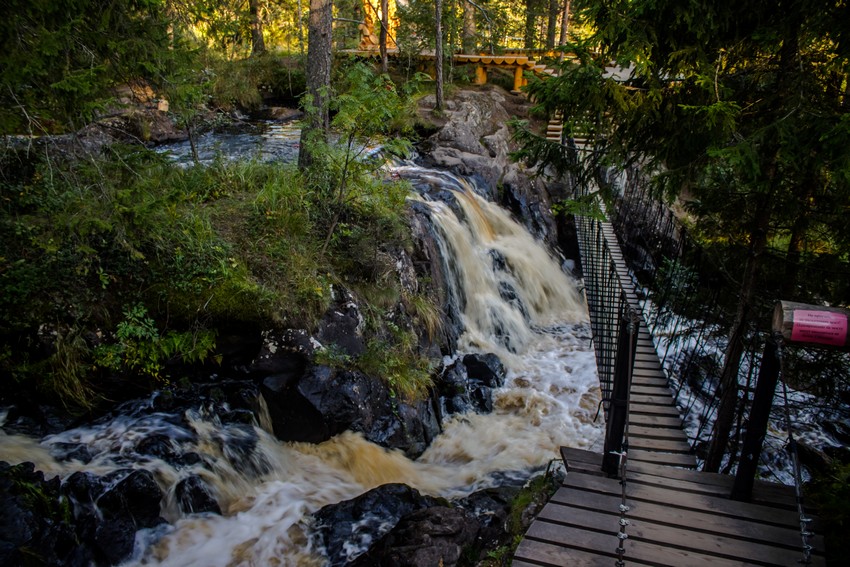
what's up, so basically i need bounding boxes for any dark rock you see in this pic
[312,483,442,567]
[175,475,221,515]
[260,365,390,444]
[458,486,518,547]
[213,323,264,370]
[366,397,442,459]
[135,433,181,464]
[438,361,472,415]
[1,403,76,437]
[249,328,313,376]
[316,288,366,357]
[436,355,506,417]
[214,423,270,477]
[795,441,833,475]
[462,353,506,389]
[822,420,850,446]
[51,442,93,464]
[220,408,258,425]
[0,461,86,566]
[350,506,482,567]
[408,203,459,353]
[94,516,139,565]
[97,469,163,528]
[89,469,163,564]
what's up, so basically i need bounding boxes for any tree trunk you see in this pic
[297,0,305,56]
[703,194,771,473]
[704,16,801,474]
[250,0,266,55]
[545,0,558,50]
[558,0,570,46]
[298,0,333,170]
[780,187,813,300]
[524,0,539,49]
[380,0,388,73]
[462,0,476,54]
[435,0,444,111]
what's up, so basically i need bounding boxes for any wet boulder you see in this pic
[463,353,506,389]
[367,397,442,459]
[350,506,483,567]
[457,486,519,550]
[175,475,221,515]
[437,354,506,417]
[437,360,473,415]
[312,483,442,567]
[0,461,91,567]
[260,365,390,443]
[94,469,164,563]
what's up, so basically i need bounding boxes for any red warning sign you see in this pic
[791,310,848,347]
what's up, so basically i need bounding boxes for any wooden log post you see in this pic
[732,301,850,501]
[474,64,487,85]
[773,301,850,350]
[513,66,524,92]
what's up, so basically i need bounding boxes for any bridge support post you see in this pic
[732,336,781,501]
[474,65,487,85]
[602,306,638,477]
[513,66,524,92]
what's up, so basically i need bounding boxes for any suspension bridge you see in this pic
[512,135,827,565]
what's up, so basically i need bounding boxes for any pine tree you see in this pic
[519,0,850,472]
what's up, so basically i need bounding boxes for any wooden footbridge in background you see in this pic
[513,202,826,565]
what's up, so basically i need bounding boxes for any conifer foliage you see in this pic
[520,0,850,471]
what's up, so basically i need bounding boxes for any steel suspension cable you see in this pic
[615,307,639,567]
[777,337,814,565]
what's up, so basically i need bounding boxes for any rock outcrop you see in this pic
[418,86,570,250]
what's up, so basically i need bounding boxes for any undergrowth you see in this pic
[0,141,431,408]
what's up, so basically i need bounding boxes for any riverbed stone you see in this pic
[350,505,483,567]
[260,364,389,443]
[175,475,221,515]
[312,483,442,567]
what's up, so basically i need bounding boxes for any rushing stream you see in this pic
[0,131,602,565]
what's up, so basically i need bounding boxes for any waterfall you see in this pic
[0,163,602,566]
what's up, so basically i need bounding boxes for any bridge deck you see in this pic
[514,212,825,565]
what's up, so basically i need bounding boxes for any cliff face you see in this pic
[417,85,571,252]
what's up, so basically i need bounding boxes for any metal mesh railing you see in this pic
[575,206,634,415]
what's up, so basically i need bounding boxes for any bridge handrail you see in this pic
[573,188,640,476]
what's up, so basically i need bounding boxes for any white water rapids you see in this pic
[0,164,602,566]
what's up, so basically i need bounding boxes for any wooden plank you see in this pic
[525,519,753,567]
[550,486,825,554]
[628,437,693,453]
[631,393,677,407]
[514,538,614,566]
[628,448,697,467]
[632,363,666,374]
[631,375,670,388]
[561,446,603,467]
[563,472,802,526]
[628,424,691,441]
[631,384,671,395]
[628,413,684,428]
[537,501,811,565]
[623,461,801,510]
[629,403,682,417]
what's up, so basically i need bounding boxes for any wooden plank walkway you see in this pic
[514,213,825,565]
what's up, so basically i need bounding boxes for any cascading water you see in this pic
[0,159,602,566]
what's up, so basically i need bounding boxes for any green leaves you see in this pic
[94,303,217,380]
[1,0,178,134]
